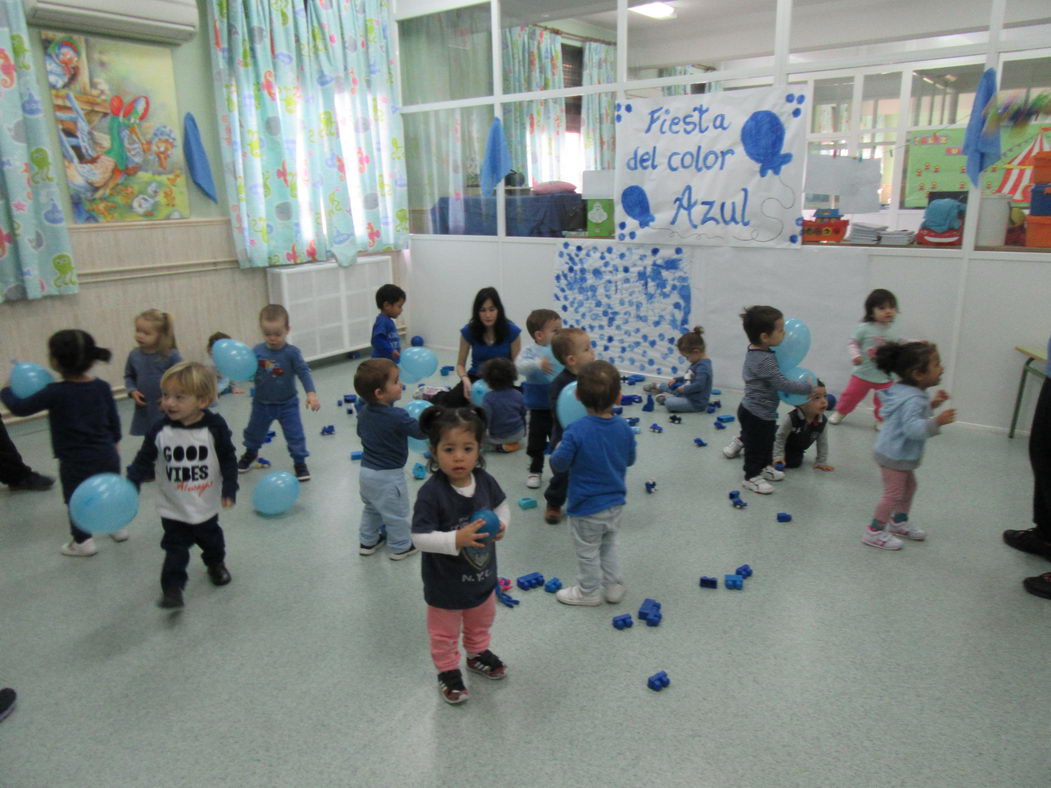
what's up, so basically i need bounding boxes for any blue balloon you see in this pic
[252,471,300,515]
[470,379,491,407]
[773,318,811,371]
[556,382,587,428]
[621,185,655,228]
[69,474,139,534]
[10,362,54,398]
[212,339,258,381]
[741,110,793,177]
[399,346,438,384]
[825,393,837,412]
[403,399,431,453]
[471,509,500,540]
[778,366,818,406]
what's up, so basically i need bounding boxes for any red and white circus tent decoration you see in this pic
[996,126,1050,203]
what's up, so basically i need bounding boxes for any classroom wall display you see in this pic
[614,86,808,248]
[553,242,693,378]
[42,31,188,223]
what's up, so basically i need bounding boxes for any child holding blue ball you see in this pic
[643,326,712,412]
[2,330,123,557]
[411,405,509,705]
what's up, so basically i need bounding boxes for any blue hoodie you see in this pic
[873,383,941,470]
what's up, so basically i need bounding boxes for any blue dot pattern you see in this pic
[553,243,692,377]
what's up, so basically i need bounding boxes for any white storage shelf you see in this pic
[266,256,394,363]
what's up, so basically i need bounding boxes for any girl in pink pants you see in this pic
[829,289,899,426]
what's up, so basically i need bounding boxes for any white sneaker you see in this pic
[603,583,626,604]
[742,475,774,494]
[109,528,130,542]
[722,436,743,459]
[762,465,785,482]
[828,411,844,425]
[555,585,603,606]
[642,382,662,394]
[862,528,903,550]
[61,538,98,557]
[888,520,926,541]
[526,473,541,489]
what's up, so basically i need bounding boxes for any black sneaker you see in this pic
[437,669,469,704]
[237,451,258,474]
[158,588,184,609]
[207,562,231,586]
[1003,528,1051,561]
[1023,572,1051,600]
[466,649,507,680]
[8,471,54,491]
[0,687,16,723]
[294,462,311,481]
[359,534,386,555]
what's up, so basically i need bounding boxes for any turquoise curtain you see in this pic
[207,0,407,268]
[0,0,77,302]
[660,65,708,96]
[582,41,616,171]
[502,26,564,185]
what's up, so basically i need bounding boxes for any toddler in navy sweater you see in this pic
[480,358,526,452]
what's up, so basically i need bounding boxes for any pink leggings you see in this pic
[426,592,496,672]
[836,376,893,420]
[873,467,917,525]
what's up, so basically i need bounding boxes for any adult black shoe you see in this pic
[158,588,184,609]
[207,562,232,586]
[1023,572,1051,600]
[1002,528,1051,561]
[8,472,54,491]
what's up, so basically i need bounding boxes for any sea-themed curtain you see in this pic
[582,41,616,171]
[0,0,77,302]
[208,0,407,268]
[502,26,564,185]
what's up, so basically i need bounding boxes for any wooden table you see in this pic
[1010,345,1049,438]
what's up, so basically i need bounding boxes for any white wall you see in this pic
[407,236,1049,433]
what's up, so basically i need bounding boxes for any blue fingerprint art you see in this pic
[740,110,793,177]
[553,243,691,377]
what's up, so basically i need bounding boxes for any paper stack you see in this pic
[878,229,916,246]
[846,223,886,244]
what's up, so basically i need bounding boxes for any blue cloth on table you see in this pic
[480,117,512,195]
[430,193,583,236]
[921,198,966,233]
[963,68,1000,188]
[184,113,217,203]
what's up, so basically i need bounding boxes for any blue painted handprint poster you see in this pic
[614,86,808,248]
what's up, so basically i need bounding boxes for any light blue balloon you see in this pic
[212,338,258,381]
[252,471,300,515]
[399,346,438,384]
[69,474,139,534]
[470,379,491,406]
[773,318,811,372]
[556,381,587,427]
[403,399,431,453]
[10,362,54,398]
[778,366,817,406]
[527,346,564,384]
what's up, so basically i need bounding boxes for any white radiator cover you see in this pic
[266,257,395,363]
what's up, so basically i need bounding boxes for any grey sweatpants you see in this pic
[568,504,624,593]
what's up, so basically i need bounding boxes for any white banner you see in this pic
[614,86,809,248]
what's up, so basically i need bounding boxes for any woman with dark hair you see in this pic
[433,287,521,407]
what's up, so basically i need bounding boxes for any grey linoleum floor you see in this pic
[1,355,1048,787]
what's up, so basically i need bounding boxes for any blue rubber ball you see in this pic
[10,362,54,399]
[69,473,139,534]
[252,471,300,516]
[471,509,500,540]
[411,335,425,347]
[777,366,818,406]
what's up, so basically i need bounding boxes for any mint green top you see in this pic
[850,321,900,383]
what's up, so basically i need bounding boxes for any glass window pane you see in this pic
[860,133,897,207]
[812,77,853,134]
[909,64,984,127]
[398,4,492,105]
[860,72,901,129]
[804,140,848,209]
[404,106,495,235]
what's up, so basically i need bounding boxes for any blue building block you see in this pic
[621,394,642,405]
[440,365,455,376]
[320,425,335,436]
[647,671,670,691]
[343,394,358,404]
[669,415,682,424]
[612,407,623,416]
[777,512,793,523]
[774,462,785,472]
[699,576,718,589]
[254,457,271,469]
[346,407,355,415]
[706,405,717,414]
[649,424,663,433]
[693,437,708,447]
[263,430,277,444]
[496,590,519,608]
[644,479,657,495]
[724,574,744,590]
[728,491,748,509]
[735,564,753,578]
[517,497,538,510]
[516,572,544,590]
[623,374,646,386]
[641,395,655,412]
[612,613,634,630]
[350,451,364,461]
[638,598,662,626]
[714,420,726,430]
[412,462,427,480]
[544,577,562,593]
[826,393,837,411]
[712,389,721,395]
[411,335,424,347]
[717,414,735,423]
[712,400,722,409]
[625,417,640,426]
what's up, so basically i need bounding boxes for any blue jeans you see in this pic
[358,467,412,552]
[243,398,308,461]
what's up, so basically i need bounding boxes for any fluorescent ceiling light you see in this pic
[630,2,677,20]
